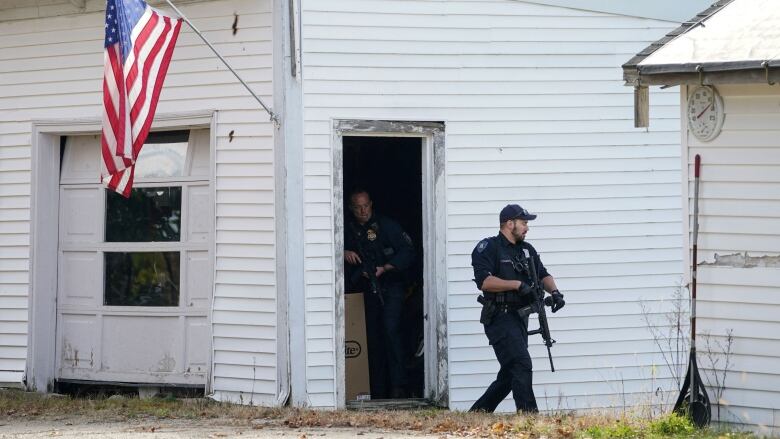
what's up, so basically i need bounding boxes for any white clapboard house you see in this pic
[623,0,780,434]
[1,0,711,414]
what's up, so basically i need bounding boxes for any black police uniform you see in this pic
[345,213,414,399]
[469,233,550,413]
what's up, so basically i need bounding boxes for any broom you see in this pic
[672,154,711,427]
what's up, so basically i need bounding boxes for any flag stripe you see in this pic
[102,46,127,176]
[125,11,158,115]
[129,15,168,133]
[133,18,180,156]
[105,45,125,158]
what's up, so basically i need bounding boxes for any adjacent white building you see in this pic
[1,0,717,418]
[624,0,780,434]
[0,0,283,405]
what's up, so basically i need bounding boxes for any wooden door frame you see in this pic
[331,119,448,407]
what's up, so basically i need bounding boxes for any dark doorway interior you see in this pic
[343,136,424,400]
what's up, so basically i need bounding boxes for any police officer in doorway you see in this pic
[469,204,565,413]
[345,189,414,399]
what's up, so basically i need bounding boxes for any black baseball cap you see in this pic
[500,204,537,222]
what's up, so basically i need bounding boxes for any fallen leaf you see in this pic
[491,422,506,435]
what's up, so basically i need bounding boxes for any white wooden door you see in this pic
[55,130,213,386]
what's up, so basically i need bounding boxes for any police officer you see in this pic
[469,204,565,413]
[345,189,414,399]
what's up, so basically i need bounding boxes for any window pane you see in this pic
[134,131,189,178]
[106,187,182,242]
[104,252,180,306]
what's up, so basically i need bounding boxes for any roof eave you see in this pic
[623,61,780,87]
[621,0,738,86]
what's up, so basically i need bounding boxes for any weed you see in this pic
[639,283,691,416]
[648,413,695,436]
[701,328,735,422]
[583,419,641,439]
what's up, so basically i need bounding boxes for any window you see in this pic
[104,252,180,306]
[105,187,182,242]
[104,185,182,306]
[98,130,201,307]
[133,131,189,178]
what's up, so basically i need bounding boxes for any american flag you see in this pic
[101,0,182,197]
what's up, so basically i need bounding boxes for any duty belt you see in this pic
[486,292,524,305]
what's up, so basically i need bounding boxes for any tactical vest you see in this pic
[348,220,389,264]
[347,218,403,284]
[493,240,536,307]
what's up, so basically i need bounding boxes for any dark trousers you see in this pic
[470,311,538,413]
[363,282,407,399]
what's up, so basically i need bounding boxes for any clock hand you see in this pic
[696,103,712,119]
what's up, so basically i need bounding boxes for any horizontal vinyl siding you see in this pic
[0,0,84,21]
[301,0,683,409]
[0,112,29,385]
[686,84,780,435]
[0,0,277,403]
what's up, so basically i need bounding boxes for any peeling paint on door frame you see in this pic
[332,119,448,407]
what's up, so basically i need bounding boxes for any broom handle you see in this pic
[692,154,700,348]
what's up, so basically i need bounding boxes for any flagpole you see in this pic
[162,0,280,127]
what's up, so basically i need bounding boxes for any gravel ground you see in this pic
[0,418,443,438]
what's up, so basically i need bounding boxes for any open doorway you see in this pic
[342,136,425,400]
[334,120,447,408]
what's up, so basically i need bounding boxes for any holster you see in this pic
[477,295,497,325]
[516,305,534,318]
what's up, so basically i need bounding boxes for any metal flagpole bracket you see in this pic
[163,0,281,128]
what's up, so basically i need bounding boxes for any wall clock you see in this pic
[687,85,725,142]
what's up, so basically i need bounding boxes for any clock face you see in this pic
[687,86,724,142]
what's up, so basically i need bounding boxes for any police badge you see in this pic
[366,229,377,241]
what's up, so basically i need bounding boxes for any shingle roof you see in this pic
[622,0,735,84]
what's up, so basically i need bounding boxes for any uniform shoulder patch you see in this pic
[476,239,490,253]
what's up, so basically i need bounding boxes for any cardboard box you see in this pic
[345,292,371,401]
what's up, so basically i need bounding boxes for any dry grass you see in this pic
[0,389,759,438]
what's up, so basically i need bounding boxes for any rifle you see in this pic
[349,238,385,306]
[518,249,556,372]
